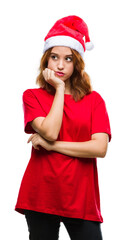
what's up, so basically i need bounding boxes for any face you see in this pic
[47,46,74,83]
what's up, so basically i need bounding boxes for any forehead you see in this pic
[51,46,72,55]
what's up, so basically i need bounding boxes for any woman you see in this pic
[15,15,111,240]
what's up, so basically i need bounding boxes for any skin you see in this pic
[43,46,74,94]
[27,46,109,158]
[27,132,109,158]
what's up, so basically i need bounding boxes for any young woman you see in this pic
[15,15,111,240]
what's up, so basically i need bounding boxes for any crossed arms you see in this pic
[28,85,109,158]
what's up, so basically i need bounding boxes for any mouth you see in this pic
[55,71,65,77]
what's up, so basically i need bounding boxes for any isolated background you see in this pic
[0,0,126,239]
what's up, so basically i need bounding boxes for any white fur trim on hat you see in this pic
[43,36,84,58]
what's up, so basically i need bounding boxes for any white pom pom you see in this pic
[85,41,94,51]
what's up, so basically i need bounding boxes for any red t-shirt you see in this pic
[15,88,111,222]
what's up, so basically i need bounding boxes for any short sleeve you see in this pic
[22,89,46,133]
[91,93,111,142]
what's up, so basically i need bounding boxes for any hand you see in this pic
[43,68,65,90]
[27,133,55,151]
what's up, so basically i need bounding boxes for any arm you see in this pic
[30,69,65,141]
[28,132,109,158]
[51,133,109,158]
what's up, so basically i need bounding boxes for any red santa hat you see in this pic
[43,15,94,58]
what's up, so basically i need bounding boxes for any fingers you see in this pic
[43,68,55,81]
[27,133,40,151]
[42,68,64,90]
[27,134,35,143]
[27,133,39,144]
[34,146,40,150]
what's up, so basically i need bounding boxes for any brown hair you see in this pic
[36,48,92,102]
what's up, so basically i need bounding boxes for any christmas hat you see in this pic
[43,15,94,58]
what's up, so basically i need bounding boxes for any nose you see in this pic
[57,59,64,70]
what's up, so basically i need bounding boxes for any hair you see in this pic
[36,48,92,102]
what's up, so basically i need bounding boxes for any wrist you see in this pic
[50,141,58,151]
[56,83,65,92]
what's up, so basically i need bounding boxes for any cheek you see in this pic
[47,59,53,69]
[68,64,74,75]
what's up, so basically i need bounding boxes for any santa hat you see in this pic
[43,15,94,58]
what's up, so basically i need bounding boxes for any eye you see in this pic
[50,55,58,60]
[65,56,73,62]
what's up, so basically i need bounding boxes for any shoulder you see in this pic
[86,90,105,105]
[83,91,106,111]
[90,90,104,101]
[22,87,47,101]
[23,87,44,96]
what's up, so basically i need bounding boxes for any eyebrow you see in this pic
[50,52,73,57]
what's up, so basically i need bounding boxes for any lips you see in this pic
[56,71,65,77]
